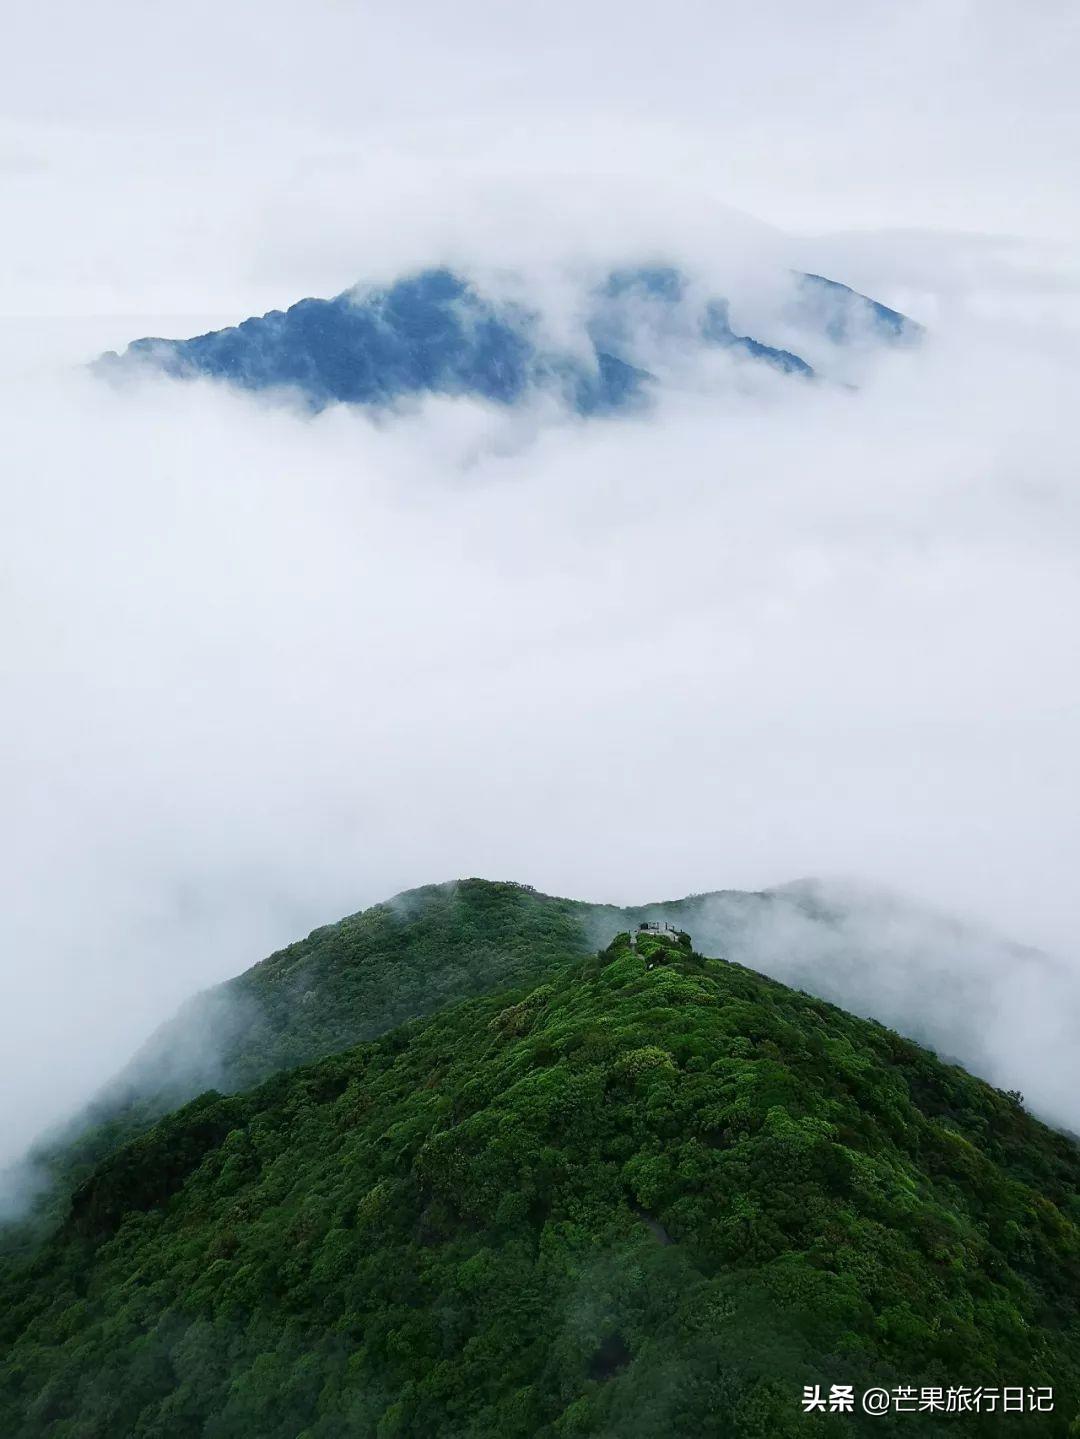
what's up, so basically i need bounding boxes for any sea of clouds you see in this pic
[3,0,1080,1172]
[3,233,1080,1165]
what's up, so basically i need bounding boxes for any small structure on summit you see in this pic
[628,920,687,950]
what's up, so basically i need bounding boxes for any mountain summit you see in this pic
[98,266,917,414]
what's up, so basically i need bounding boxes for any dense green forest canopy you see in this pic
[3,928,1079,1436]
[29,879,773,1206]
[25,875,1055,1223]
[24,880,599,1208]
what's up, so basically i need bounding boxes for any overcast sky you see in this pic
[2,1,1080,1165]
[3,1,1080,317]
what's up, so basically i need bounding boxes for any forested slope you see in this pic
[26,881,597,1207]
[3,930,1078,1437]
[22,876,1070,1230]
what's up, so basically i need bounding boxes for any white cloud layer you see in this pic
[3,238,1080,1161]
[4,1,1080,316]
[1,1,1079,1166]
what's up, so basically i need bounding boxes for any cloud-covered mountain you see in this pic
[98,265,916,414]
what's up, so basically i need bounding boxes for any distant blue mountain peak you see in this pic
[798,272,914,342]
[99,263,917,416]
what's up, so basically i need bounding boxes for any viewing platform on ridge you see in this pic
[628,921,692,954]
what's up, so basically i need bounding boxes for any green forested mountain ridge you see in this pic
[18,876,1065,1237]
[30,879,760,1202]
[2,929,1079,1436]
[21,876,1065,1227]
[26,881,600,1207]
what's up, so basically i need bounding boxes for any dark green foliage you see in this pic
[23,881,782,1223]
[26,880,596,1212]
[3,932,1079,1436]
[67,1093,248,1241]
[219,878,593,1087]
